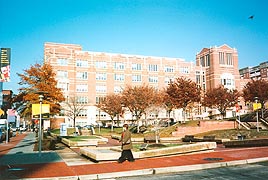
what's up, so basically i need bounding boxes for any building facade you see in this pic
[196,44,240,91]
[44,42,239,126]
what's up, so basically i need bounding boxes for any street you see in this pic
[117,161,268,180]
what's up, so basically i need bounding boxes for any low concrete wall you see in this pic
[80,142,217,161]
[61,136,108,147]
[172,120,234,138]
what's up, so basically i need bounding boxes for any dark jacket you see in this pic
[120,129,133,150]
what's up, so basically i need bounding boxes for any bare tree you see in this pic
[64,96,86,133]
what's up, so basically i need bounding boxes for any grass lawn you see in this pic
[194,129,268,139]
[132,143,183,152]
[64,135,101,141]
[50,120,268,140]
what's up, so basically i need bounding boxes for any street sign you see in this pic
[32,104,50,119]
[253,103,262,111]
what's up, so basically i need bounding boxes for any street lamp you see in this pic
[237,100,241,129]
[254,97,259,132]
[38,94,44,157]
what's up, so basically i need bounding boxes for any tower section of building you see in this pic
[196,44,240,91]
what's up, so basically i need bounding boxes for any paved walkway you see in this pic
[0,132,268,180]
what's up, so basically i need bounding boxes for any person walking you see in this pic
[118,124,135,163]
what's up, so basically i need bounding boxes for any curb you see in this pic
[21,157,268,180]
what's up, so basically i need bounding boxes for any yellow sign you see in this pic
[0,108,4,116]
[32,104,50,118]
[253,103,262,111]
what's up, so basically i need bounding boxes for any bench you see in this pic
[203,136,215,141]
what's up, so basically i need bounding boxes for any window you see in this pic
[95,61,107,69]
[132,74,142,82]
[179,67,189,74]
[221,73,235,89]
[149,76,158,83]
[205,54,210,66]
[114,86,123,93]
[58,82,68,91]
[76,59,88,67]
[57,71,68,78]
[164,66,174,72]
[200,57,205,67]
[196,71,201,84]
[76,72,88,80]
[219,52,225,64]
[96,85,107,93]
[57,59,68,66]
[76,96,88,104]
[132,63,142,71]
[96,96,106,104]
[96,73,107,80]
[226,53,233,65]
[165,77,173,84]
[114,74,125,81]
[78,109,87,117]
[76,84,88,92]
[148,64,158,71]
[114,62,125,70]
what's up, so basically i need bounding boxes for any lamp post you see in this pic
[38,94,44,157]
[254,97,259,132]
[237,100,241,129]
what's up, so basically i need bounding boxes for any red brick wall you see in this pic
[50,117,65,129]
[172,120,235,137]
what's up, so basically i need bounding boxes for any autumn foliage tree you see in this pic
[203,85,240,119]
[14,63,65,117]
[121,85,156,133]
[97,93,124,131]
[166,77,201,122]
[243,79,268,106]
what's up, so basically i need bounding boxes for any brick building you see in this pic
[44,42,240,126]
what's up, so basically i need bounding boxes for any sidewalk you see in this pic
[0,132,268,180]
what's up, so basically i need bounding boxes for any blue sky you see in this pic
[0,0,267,94]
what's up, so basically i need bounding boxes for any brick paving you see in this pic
[0,132,268,179]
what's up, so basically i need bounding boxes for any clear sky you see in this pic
[0,0,267,94]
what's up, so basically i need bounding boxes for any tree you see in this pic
[64,96,86,132]
[14,63,65,116]
[243,79,268,117]
[96,93,124,132]
[163,89,176,126]
[166,77,201,122]
[203,86,240,119]
[121,84,156,133]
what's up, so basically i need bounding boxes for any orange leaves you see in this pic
[243,79,268,103]
[166,77,201,109]
[15,63,65,115]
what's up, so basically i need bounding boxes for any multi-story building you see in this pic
[44,42,239,126]
[196,44,240,91]
[239,61,268,80]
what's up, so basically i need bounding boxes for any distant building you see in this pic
[44,42,240,126]
[239,61,268,80]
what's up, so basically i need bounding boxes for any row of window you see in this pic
[58,71,192,81]
[199,52,233,67]
[57,59,188,73]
